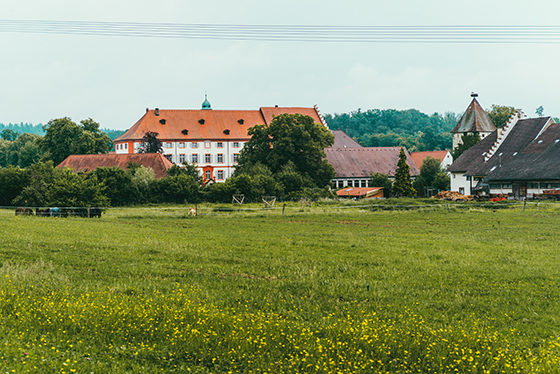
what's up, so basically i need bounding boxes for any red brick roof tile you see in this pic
[57,153,174,178]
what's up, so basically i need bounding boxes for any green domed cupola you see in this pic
[201,94,212,110]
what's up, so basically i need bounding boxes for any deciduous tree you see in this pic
[139,131,163,154]
[237,114,335,187]
[488,105,516,128]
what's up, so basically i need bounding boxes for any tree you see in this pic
[167,162,202,183]
[488,105,516,128]
[413,157,450,196]
[392,148,416,197]
[536,106,545,117]
[47,169,109,207]
[452,133,481,160]
[88,167,139,206]
[370,172,392,197]
[139,131,163,154]
[40,117,113,165]
[237,114,335,187]
[0,129,18,141]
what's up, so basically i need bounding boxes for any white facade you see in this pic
[115,140,244,182]
[450,172,472,195]
[440,152,454,171]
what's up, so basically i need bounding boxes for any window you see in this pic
[361,180,367,187]
[179,154,185,163]
[178,142,185,148]
[233,153,239,162]
[164,142,172,148]
[124,143,128,149]
[205,141,211,149]
[205,154,211,163]
[191,142,198,148]
[217,142,223,148]
[217,154,223,163]
[528,183,539,189]
[489,184,501,190]
[502,184,512,189]
[191,154,198,163]
[164,154,172,162]
[233,142,240,148]
[217,170,224,180]
[459,187,465,195]
[205,170,211,180]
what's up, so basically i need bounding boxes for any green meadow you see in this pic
[1,202,560,373]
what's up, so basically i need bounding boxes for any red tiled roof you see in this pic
[336,187,383,198]
[57,153,174,178]
[115,107,324,142]
[410,151,450,170]
[325,147,419,178]
[260,107,323,127]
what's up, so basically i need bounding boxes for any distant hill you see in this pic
[0,123,44,136]
[324,109,459,152]
[0,123,125,140]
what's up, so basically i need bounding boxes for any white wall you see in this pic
[450,172,471,195]
[116,140,244,181]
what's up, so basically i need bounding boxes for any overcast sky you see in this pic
[1,0,560,130]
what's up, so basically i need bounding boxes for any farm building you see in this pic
[57,153,174,178]
[336,187,384,199]
[325,146,419,189]
[448,110,557,196]
[410,150,453,171]
[114,97,328,182]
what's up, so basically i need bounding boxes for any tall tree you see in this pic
[487,105,516,128]
[40,117,113,165]
[139,131,163,154]
[392,148,416,197]
[452,133,481,160]
[237,114,335,187]
[413,157,450,196]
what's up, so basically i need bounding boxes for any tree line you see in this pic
[0,118,114,168]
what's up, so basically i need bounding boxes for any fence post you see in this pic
[447,203,450,212]
[523,199,527,212]
[282,203,286,216]
[195,203,198,217]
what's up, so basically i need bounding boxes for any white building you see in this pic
[114,97,327,182]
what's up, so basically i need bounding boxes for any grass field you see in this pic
[1,202,560,373]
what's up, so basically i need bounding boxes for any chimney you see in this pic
[146,108,149,113]
[471,92,478,98]
[155,108,159,116]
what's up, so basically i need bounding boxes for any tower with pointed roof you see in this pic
[201,94,212,110]
[451,93,496,150]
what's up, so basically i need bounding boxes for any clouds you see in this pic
[1,1,560,128]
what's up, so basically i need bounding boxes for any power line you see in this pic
[2,20,560,43]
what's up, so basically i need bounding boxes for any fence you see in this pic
[1,200,559,219]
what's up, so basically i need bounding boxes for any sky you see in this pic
[1,0,560,130]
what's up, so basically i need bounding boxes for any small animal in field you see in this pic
[188,208,197,216]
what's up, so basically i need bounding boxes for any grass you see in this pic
[1,203,560,372]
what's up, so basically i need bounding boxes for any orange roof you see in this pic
[116,107,324,142]
[57,153,174,178]
[336,187,383,197]
[410,151,450,170]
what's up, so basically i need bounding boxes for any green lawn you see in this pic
[0,204,559,373]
